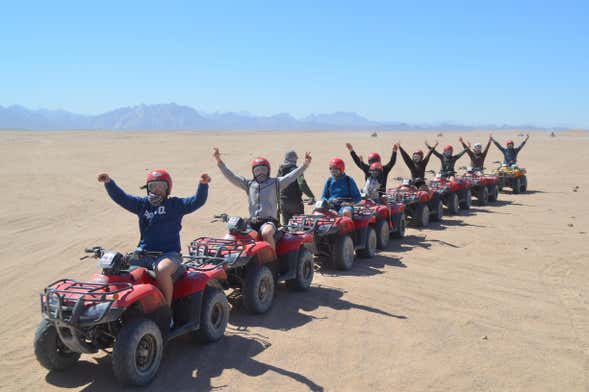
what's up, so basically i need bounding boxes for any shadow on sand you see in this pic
[46,332,325,392]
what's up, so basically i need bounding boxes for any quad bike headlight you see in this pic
[46,292,61,319]
[80,302,111,322]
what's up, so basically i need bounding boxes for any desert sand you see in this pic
[1,129,588,392]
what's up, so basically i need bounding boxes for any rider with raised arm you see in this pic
[213,147,312,252]
[321,157,362,218]
[345,142,398,193]
[491,133,530,166]
[277,149,316,225]
[398,141,437,187]
[427,140,468,178]
[97,169,210,308]
[461,135,492,171]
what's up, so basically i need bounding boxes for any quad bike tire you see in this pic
[431,198,444,222]
[286,248,314,291]
[512,177,521,194]
[112,318,163,386]
[34,318,81,371]
[460,188,472,210]
[447,193,460,214]
[391,214,406,239]
[357,226,377,258]
[521,176,528,193]
[375,218,390,249]
[416,204,430,227]
[244,264,275,314]
[478,186,489,206]
[488,184,499,202]
[334,234,355,270]
[193,287,229,343]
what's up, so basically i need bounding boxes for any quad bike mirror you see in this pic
[98,251,126,275]
[227,216,248,234]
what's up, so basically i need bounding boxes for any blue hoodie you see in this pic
[321,175,362,204]
[104,180,208,253]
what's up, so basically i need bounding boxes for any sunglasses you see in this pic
[147,181,168,192]
[253,166,269,176]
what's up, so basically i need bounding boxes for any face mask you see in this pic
[444,151,452,158]
[330,168,342,177]
[369,171,381,179]
[507,145,514,150]
[412,155,421,163]
[148,192,164,206]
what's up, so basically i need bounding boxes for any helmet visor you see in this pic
[147,181,169,193]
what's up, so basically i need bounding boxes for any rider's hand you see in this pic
[212,147,221,163]
[97,173,111,183]
[525,133,530,140]
[345,143,353,151]
[200,173,211,184]
[303,152,312,167]
[393,143,399,152]
[459,137,464,143]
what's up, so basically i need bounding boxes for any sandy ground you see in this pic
[1,129,588,392]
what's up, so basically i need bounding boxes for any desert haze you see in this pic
[1,129,588,391]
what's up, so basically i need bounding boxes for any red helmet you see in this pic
[251,157,271,171]
[368,152,381,164]
[413,150,424,158]
[329,157,345,172]
[369,162,383,171]
[443,145,453,153]
[146,169,172,194]
[506,139,514,146]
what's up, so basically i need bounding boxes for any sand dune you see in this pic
[1,129,588,391]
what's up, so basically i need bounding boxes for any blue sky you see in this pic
[1,0,588,127]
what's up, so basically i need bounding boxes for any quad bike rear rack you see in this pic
[187,237,250,267]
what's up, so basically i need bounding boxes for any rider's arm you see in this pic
[217,161,249,191]
[350,150,369,173]
[482,139,492,159]
[297,175,315,199]
[104,180,144,214]
[277,164,306,191]
[516,138,528,152]
[399,146,415,170]
[349,177,363,204]
[423,147,435,166]
[492,139,505,153]
[321,179,330,200]
[431,148,443,160]
[383,150,397,171]
[454,149,468,161]
[180,183,209,214]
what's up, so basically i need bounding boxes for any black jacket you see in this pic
[349,150,396,193]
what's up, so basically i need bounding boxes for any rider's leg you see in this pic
[155,258,178,307]
[261,223,277,251]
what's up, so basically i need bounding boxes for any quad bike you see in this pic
[188,213,315,315]
[359,196,407,248]
[384,178,444,227]
[492,161,528,194]
[35,247,229,386]
[457,167,500,206]
[427,172,473,214]
[287,198,378,271]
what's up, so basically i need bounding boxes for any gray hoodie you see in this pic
[218,161,307,219]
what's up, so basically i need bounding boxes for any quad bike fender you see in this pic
[336,216,355,234]
[114,283,166,314]
[417,190,430,203]
[276,232,313,256]
[173,270,222,300]
[250,242,277,265]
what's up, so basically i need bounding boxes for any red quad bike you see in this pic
[427,172,473,215]
[34,247,230,386]
[188,213,315,315]
[359,197,407,249]
[457,167,500,206]
[287,198,378,271]
[384,178,444,228]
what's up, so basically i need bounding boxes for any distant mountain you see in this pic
[0,103,563,131]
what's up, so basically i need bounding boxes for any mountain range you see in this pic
[0,103,558,131]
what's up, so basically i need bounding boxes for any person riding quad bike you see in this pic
[362,162,384,201]
[213,147,312,252]
[97,169,210,308]
[427,140,468,178]
[345,142,398,193]
[491,133,530,166]
[321,157,362,217]
[277,149,316,225]
[399,141,437,187]
[461,136,492,171]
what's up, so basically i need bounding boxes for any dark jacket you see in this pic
[349,150,397,193]
[399,146,435,180]
[277,163,315,207]
[431,148,468,176]
[461,139,491,169]
[493,139,527,165]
